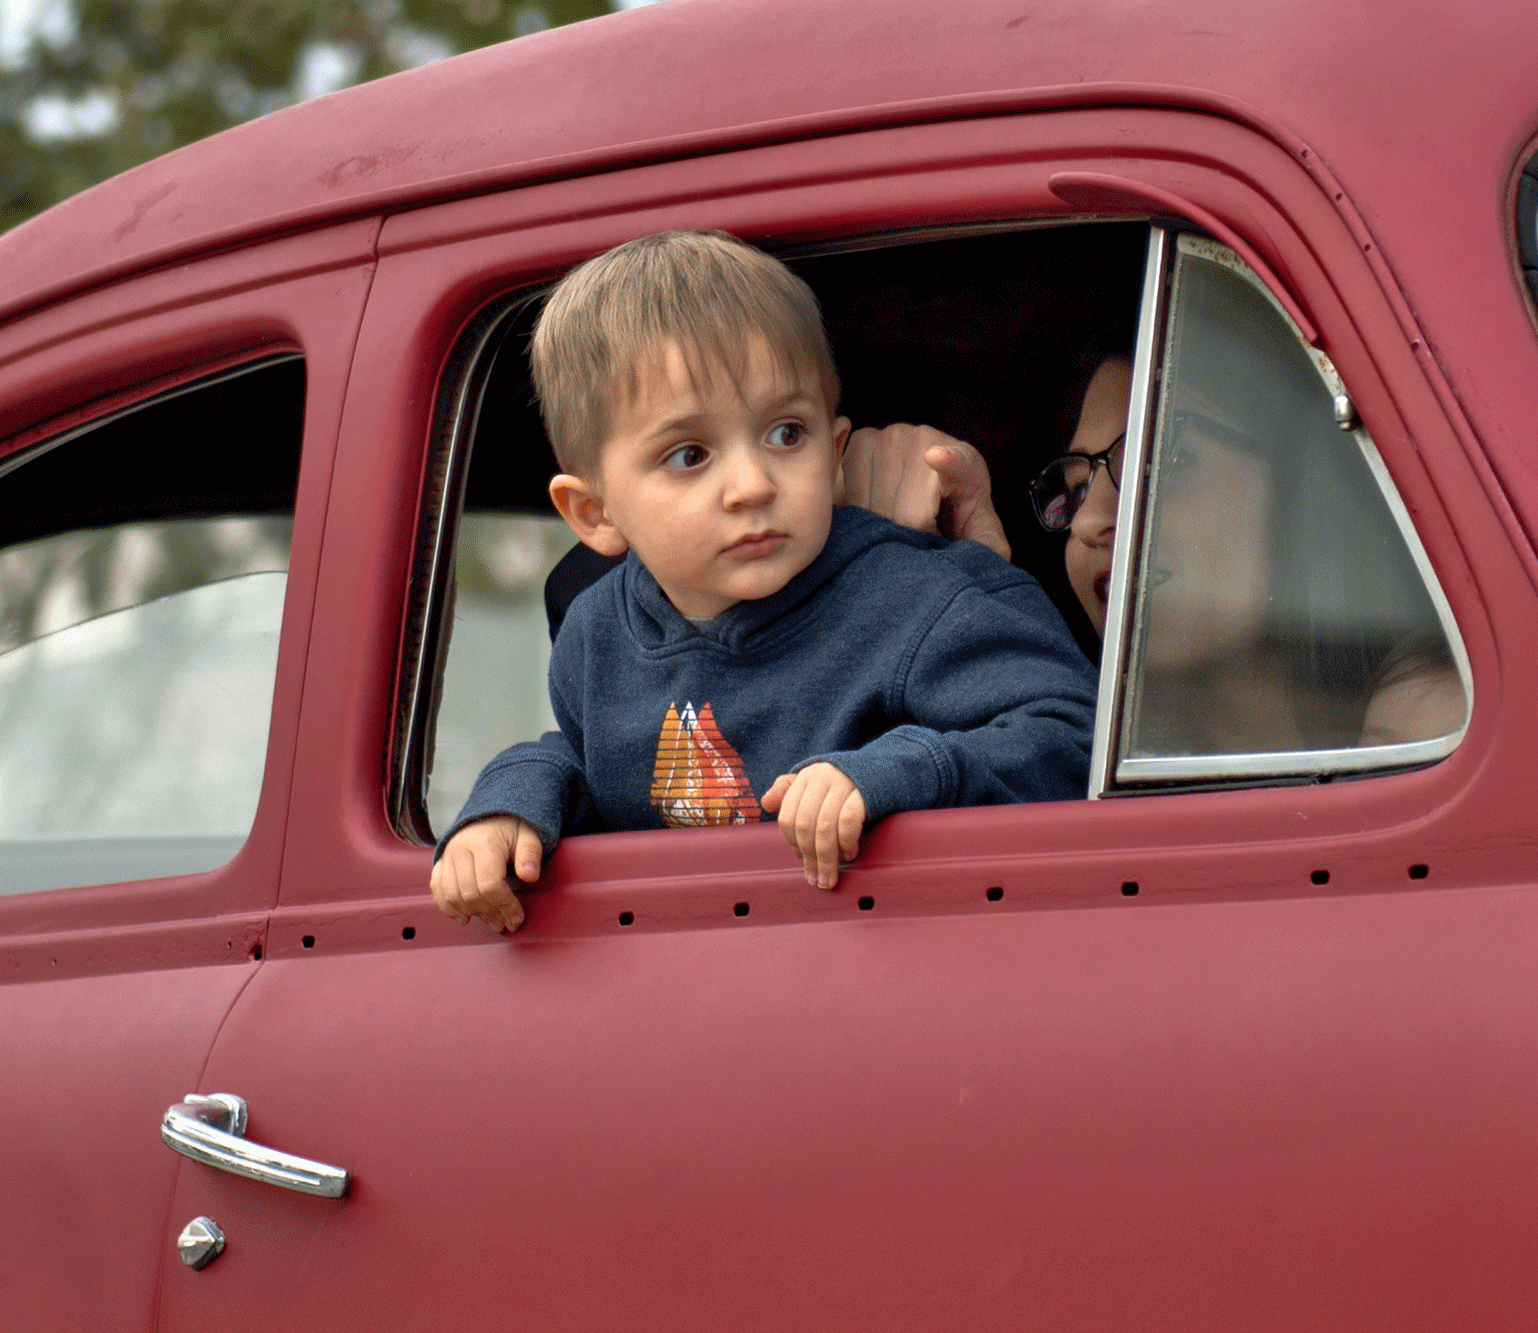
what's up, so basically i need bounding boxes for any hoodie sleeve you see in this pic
[433,616,599,859]
[795,562,1098,819]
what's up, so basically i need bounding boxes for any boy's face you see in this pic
[554,336,850,620]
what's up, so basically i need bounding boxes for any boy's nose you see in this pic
[721,447,777,507]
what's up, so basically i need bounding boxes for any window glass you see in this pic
[1116,237,1468,779]
[0,357,303,894]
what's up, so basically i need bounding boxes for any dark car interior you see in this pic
[457,223,1149,661]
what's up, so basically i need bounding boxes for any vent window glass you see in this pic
[1110,236,1468,787]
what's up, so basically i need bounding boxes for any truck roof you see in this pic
[1,0,1534,325]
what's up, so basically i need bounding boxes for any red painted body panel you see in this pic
[3,2,1538,1329]
[0,226,378,1330]
[2,965,257,1328]
[159,888,1538,1329]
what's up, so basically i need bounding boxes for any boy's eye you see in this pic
[662,443,708,470]
[768,422,805,449]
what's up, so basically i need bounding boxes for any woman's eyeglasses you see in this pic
[1030,433,1125,532]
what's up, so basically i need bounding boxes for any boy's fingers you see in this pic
[773,775,805,853]
[815,785,844,889]
[838,787,866,865]
[795,777,840,890]
[495,895,525,933]
[429,861,465,923]
[433,853,474,924]
[760,772,793,815]
[461,844,515,923]
[511,823,544,886]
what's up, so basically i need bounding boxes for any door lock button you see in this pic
[177,1216,225,1270]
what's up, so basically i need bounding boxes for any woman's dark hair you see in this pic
[1063,315,1137,437]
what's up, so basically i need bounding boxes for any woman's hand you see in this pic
[838,423,1010,560]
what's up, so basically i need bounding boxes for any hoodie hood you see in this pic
[616,507,946,654]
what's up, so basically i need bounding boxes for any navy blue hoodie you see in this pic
[442,508,1097,854]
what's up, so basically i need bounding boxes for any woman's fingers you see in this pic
[842,424,947,534]
[926,441,1010,560]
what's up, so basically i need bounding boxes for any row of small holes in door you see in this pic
[283,864,1436,949]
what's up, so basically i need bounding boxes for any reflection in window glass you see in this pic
[0,521,292,895]
[426,514,578,834]
[1,517,290,654]
[1122,240,1467,765]
[0,355,302,894]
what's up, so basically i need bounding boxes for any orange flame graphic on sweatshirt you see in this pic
[649,701,759,828]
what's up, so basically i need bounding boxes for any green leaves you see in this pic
[0,0,614,233]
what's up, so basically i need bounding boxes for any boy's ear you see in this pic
[549,474,630,557]
[830,415,852,471]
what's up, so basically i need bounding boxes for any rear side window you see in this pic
[0,356,303,893]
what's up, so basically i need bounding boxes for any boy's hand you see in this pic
[839,423,1010,561]
[430,814,543,933]
[761,763,866,890]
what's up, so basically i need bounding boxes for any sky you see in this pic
[0,0,70,70]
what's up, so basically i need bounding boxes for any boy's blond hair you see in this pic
[531,230,839,475]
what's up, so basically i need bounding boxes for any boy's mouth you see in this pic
[727,531,786,558]
[1093,571,1111,605]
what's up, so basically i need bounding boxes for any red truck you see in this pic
[4,0,1538,1327]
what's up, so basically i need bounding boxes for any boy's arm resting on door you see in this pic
[436,730,594,859]
[795,561,1098,819]
[435,613,599,861]
[429,726,596,931]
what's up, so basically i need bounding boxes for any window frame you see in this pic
[396,216,1481,836]
[391,295,543,845]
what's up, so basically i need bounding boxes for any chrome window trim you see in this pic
[1104,233,1471,791]
[1116,735,1460,785]
[1088,224,1169,798]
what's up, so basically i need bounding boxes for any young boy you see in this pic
[431,230,1097,933]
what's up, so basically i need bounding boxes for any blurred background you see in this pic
[0,0,660,234]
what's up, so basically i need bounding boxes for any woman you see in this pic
[852,310,1462,755]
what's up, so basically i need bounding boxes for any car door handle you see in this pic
[161,1093,349,1199]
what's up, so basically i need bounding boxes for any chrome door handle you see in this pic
[162,1093,349,1199]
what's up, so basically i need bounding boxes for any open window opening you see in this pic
[0,355,304,893]
[397,218,1473,842]
[397,223,1149,840]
